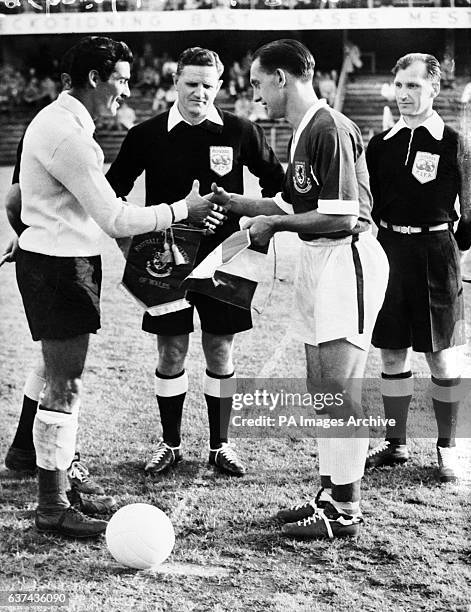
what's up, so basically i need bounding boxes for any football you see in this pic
[105,503,175,570]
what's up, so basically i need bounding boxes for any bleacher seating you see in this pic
[343,74,466,141]
[1,79,468,166]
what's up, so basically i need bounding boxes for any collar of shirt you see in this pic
[290,98,328,162]
[383,110,444,141]
[167,101,223,133]
[56,91,96,136]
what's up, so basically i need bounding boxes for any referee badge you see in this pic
[293,161,312,194]
[412,151,439,184]
[210,146,233,177]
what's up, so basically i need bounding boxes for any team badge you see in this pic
[210,146,233,177]
[145,232,190,279]
[293,161,312,194]
[412,151,439,184]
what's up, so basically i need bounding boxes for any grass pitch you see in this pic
[0,166,470,612]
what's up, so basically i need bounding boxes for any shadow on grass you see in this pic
[363,463,440,488]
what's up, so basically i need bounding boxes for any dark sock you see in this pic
[431,376,460,448]
[155,369,186,448]
[37,468,70,513]
[320,475,332,490]
[381,371,413,446]
[12,396,38,450]
[205,369,234,449]
[332,479,361,516]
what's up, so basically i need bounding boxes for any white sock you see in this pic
[328,436,369,485]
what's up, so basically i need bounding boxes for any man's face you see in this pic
[394,61,438,120]
[174,65,222,123]
[250,58,285,120]
[95,60,131,116]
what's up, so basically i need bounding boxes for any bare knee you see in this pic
[381,349,411,374]
[158,335,189,375]
[41,336,88,412]
[425,348,461,379]
[202,333,234,374]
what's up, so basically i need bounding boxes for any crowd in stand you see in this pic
[0,64,61,113]
[2,44,470,133]
[2,0,470,14]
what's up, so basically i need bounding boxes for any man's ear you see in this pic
[216,79,223,95]
[172,73,178,87]
[431,81,440,98]
[275,68,287,88]
[88,69,100,89]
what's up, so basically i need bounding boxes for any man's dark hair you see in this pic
[67,36,133,88]
[392,53,441,84]
[176,47,224,78]
[253,39,315,82]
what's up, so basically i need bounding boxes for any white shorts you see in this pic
[290,230,389,351]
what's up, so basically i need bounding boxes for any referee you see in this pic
[365,53,470,483]
[106,47,283,477]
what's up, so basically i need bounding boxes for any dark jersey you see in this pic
[106,107,284,262]
[366,121,462,226]
[281,104,372,242]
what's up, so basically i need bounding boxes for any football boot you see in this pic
[145,440,182,475]
[365,440,409,469]
[208,443,246,476]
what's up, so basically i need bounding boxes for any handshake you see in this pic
[185,180,233,234]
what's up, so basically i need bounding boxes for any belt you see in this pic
[379,220,450,234]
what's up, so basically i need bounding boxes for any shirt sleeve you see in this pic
[49,133,171,238]
[241,120,285,198]
[313,127,360,216]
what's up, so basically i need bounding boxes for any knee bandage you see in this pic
[33,405,80,471]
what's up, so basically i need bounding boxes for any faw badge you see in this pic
[210,146,233,177]
[293,161,312,194]
[412,151,439,184]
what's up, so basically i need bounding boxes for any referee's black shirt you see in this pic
[106,107,284,262]
[366,116,462,227]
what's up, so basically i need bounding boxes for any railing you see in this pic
[333,55,348,113]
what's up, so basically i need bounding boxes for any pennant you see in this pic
[184,230,268,310]
[121,225,203,316]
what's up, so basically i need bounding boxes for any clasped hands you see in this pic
[185,179,227,235]
[205,182,276,246]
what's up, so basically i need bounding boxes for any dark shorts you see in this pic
[16,249,102,341]
[142,291,253,336]
[372,228,465,352]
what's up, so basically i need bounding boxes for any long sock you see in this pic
[329,435,369,491]
[11,371,46,450]
[37,467,70,512]
[431,376,461,448]
[204,370,236,449]
[155,370,188,447]
[381,371,413,445]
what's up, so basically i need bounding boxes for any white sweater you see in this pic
[19,92,182,256]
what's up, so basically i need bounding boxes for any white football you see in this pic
[105,503,175,570]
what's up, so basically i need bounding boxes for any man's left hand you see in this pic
[242,215,276,246]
